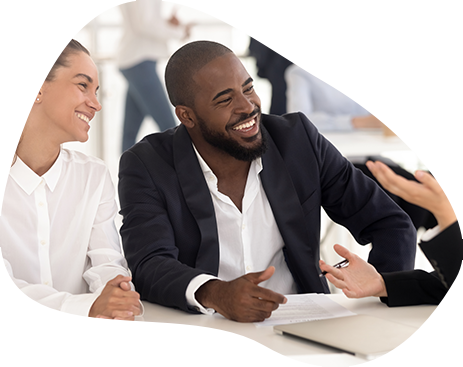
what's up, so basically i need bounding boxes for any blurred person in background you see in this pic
[285,64,384,132]
[117,0,191,152]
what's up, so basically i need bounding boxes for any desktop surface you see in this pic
[0,294,463,367]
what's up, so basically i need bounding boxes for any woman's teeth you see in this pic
[76,113,90,123]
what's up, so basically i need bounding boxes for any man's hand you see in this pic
[195,266,287,323]
[319,244,387,298]
[88,275,141,320]
[366,160,457,230]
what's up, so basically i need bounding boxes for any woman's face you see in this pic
[39,51,101,144]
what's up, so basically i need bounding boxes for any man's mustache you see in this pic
[230,106,261,128]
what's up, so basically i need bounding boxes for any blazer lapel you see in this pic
[173,125,220,274]
[260,127,324,291]
[260,127,309,243]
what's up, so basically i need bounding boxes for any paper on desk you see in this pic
[256,293,356,327]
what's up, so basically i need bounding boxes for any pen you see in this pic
[319,259,349,277]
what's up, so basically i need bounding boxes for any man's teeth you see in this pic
[76,113,90,123]
[233,119,255,131]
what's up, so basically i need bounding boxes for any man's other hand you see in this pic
[195,266,287,323]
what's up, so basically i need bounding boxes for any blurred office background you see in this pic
[67,0,463,288]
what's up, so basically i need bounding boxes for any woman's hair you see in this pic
[12,39,91,166]
[45,39,90,82]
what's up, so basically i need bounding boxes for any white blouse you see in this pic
[0,149,131,316]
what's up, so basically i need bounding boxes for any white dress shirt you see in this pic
[0,149,131,316]
[186,147,298,314]
[117,0,185,69]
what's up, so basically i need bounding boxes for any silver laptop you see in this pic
[274,314,418,360]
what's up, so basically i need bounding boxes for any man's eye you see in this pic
[244,86,254,93]
[79,83,87,88]
[218,98,231,104]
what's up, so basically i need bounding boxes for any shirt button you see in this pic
[242,224,246,230]
[246,265,251,271]
[38,202,44,207]
[44,281,49,285]
[40,240,46,245]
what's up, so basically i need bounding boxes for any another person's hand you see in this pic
[366,160,456,230]
[351,114,384,129]
[195,266,287,323]
[88,275,141,320]
[319,244,387,298]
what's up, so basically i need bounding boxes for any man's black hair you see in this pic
[165,40,233,108]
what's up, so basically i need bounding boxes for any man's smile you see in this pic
[232,118,257,132]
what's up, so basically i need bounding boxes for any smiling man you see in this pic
[118,40,416,322]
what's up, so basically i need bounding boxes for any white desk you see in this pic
[0,294,463,367]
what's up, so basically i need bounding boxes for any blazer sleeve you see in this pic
[380,269,447,306]
[296,113,416,272]
[380,221,462,306]
[420,221,463,289]
[118,147,208,313]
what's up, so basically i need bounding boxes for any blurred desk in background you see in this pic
[371,114,463,136]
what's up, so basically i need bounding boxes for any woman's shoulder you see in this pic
[60,148,108,174]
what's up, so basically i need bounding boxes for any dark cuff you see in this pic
[380,270,446,307]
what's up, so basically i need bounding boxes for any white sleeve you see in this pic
[420,225,441,242]
[83,168,131,293]
[185,274,219,315]
[3,257,100,316]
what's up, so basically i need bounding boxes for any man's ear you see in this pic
[175,105,196,128]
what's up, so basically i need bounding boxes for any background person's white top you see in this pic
[186,147,298,314]
[285,64,463,132]
[0,149,131,316]
[117,0,185,69]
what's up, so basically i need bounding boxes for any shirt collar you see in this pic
[192,144,263,178]
[10,149,63,195]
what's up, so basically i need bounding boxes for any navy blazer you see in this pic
[381,221,462,306]
[118,113,416,312]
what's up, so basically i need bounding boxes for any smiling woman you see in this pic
[0,40,141,320]
[12,41,100,170]
[32,42,101,152]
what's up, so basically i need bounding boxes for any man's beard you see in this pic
[196,108,267,162]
